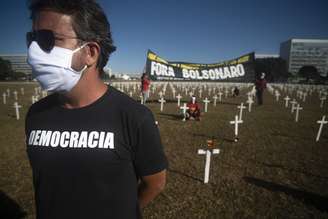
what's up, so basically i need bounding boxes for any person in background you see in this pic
[233,86,240,97]
[186,96,201,121]
[141,73,150,104]
[255,72,267,105]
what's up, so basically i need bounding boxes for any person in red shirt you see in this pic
[255,72,267,105]
[186,96,201,121]
[141,73,150,104]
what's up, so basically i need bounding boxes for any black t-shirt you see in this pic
[25,86,168,219]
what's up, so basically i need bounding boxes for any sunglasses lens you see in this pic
[26,30,55,52]
[37,30,55,52]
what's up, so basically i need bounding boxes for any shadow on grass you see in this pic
[168,168,203,183]
[159,113,183,121]
[270,131,317,142]
[243,176,328,213]
[0,190,26,219]
[259,161,328,180]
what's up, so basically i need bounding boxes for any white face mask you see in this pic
[27,41,87,93]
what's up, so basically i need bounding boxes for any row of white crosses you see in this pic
[2,86,44,120]
[274,84,328,141]
[2,88,26,104]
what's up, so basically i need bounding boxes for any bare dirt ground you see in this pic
[0,82,327,219]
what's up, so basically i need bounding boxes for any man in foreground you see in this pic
[25,0,167,218]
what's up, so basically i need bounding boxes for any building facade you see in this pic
[0,54,32,75]
[280,39,328,75]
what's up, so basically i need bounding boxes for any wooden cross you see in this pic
[198,148,220,183]
[203,97,210,112]
[230,115,243,141]
[180,103,189,121]
[237,102,246,121]
[316,115,328,142]
[158,97,166,112]
[13,102,22,120]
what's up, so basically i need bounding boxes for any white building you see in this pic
[255,54,279,59]
[280,39,328,75]
[0,54,32,75]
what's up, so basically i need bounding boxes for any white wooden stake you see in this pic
[180,103,189,122]
[158,97,166,112]
[13,102,22,120]
[176,94,182,106]
[246,98,254,112]
[284,96,291,108]
[295,104,303,122]
[230,115,243,141]
[203,97,210,113]
[2,93,6,104]
[198,148,220,183]
[316,115,327,142]
[237,102,246,121]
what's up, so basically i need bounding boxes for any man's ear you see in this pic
[85,42,100,67]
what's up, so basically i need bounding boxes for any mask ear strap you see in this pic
[72,43,88,53]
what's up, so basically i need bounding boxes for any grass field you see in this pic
[0,82,328,219]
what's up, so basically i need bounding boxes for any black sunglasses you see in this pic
[26,29,81,52]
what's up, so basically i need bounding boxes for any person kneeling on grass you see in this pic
[186,96,201,121]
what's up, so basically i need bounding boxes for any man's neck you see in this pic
[60,69,108,109]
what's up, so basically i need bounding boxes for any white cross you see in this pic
[13,102,22,120]
[275,91,280,102]
[290,99,298,113]
[218,92,223,102]
[199,89,203,98]
[213,95,218,106]
[172,89,176,99]
[246,98,254,112]
[294,104,303,122]
[31,95,39,104]
[320,97,326,108]
[158,97,166,112]
[140,94,144,104]
[158,91,163,99]
[316,115,328,142]
[42,91,47,98]
[284,96,291,108]
[224,90,229,98]
[129,91,133,97]
[176,94,182,106]
[208,88,212,96]
[20,87,25,95]
[230,115,243,141]
[6,88,10,97]
[13,91,18,100]
[302,92,307,102]
[198,148,220,184]
[3,92,7,104]
[34,87,39,95]
[237,102,246,121]
[180,103,189,121]
[203,97,210,113]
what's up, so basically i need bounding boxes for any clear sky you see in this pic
[0,0,327,74]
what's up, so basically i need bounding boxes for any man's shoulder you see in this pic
[109,86,152,116]
[27,93,59,117]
